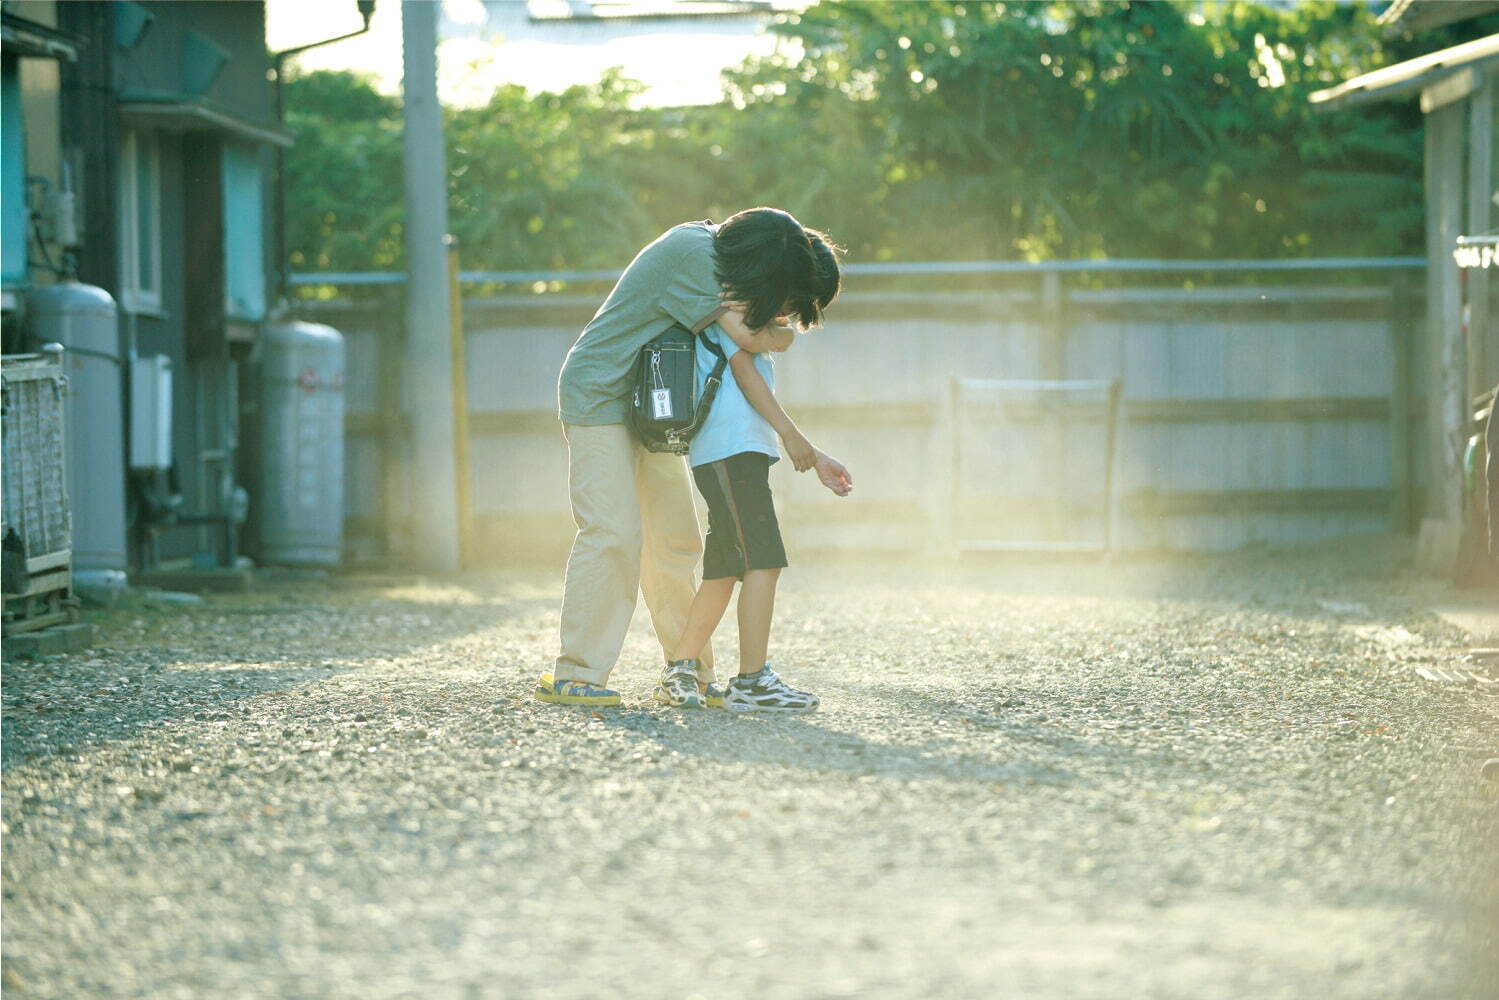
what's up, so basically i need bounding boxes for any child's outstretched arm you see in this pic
[727,352,853,498]
[728,351,813,470]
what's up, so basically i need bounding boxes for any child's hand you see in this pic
[783,432,816,472]
[814,451,853,497]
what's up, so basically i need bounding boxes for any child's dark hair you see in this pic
[714,207,843,332]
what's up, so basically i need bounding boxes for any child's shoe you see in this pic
[702,681,725,709]
[652,659,704,708]
[535,672,621,706]
[723,665,819,713]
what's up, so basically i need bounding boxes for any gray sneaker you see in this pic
[723,665,819,713]
[652,659,705,708]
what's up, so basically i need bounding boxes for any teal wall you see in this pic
[112,1,273,123]
[222,141,265,321]
[2,57,28,286]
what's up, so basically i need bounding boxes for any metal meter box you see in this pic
[254,320,345,566]
[28,281,127,576]
[130,355,172,471]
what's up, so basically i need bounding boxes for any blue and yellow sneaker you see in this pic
[534,672,621,707]
[702,681,725,709]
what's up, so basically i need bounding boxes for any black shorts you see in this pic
[692,452,788,581]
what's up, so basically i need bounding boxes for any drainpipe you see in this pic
[269,0,376,308]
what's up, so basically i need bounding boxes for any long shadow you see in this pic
[101,580,562,671]
[1,574,562,772]
[855,680,1197,773]
[590,699,1087,787]
[1,663,350,771]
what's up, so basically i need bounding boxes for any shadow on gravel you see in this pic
[100,589,562,669]
[2,574,567,773]
[594,707,1082,786]
[1,663,348,772]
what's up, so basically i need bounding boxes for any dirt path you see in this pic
[3,549,1496,998]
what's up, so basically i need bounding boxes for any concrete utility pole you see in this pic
[401,0,460,572]
[1425,102,1467,534]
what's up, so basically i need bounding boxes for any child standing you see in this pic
[654,226,852,712]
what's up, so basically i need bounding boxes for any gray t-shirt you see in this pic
[557,221,724,426]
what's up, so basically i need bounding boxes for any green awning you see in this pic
[118,94,293,148]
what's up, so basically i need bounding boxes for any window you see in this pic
[221,142,265,321]
[118,128,162,313]
[2,57,27,288]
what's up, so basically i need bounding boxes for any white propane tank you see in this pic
[28,281,127,585]
[255,319,345,566]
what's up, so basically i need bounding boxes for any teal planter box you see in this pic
[114,1,153,49]
[182,30,228,97]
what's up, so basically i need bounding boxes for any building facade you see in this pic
[3,0,286,574]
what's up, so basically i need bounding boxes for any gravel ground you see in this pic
[3,542,1497,999]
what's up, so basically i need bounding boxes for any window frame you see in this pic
[117,127,163,315]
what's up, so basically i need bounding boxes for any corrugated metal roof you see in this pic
[1309,32,1499,109]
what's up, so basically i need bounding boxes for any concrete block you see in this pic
[3,628,67,659]
[138,568,255,594]
[54,622,95,652]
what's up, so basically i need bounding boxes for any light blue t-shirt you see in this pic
[688,327,780,469]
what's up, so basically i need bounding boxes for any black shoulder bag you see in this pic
[628,306,730,455]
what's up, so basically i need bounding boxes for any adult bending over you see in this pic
[537,208,849,706]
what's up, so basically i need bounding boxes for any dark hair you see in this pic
[713,207,843,331]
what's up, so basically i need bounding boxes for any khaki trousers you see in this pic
[554,423,714,686]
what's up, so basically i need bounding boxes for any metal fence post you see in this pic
[1390,272,1416,534]
[447,236,474,567]
[377,285,407,562]
[1041,270,1067,540]
[943,376,961,556]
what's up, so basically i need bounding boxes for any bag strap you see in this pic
[690,304,729,334]
[682,327,730,439]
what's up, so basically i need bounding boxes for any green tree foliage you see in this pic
[445,71,675,270]
[286,68,677,275]
[284,1,1488,276]
[283,71,405,272]
[711,0,1441,261]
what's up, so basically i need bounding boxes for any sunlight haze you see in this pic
[265,0,795,107]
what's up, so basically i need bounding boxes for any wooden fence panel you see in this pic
[311,283,1415,560]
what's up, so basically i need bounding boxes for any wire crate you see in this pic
[2,349,76,634]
